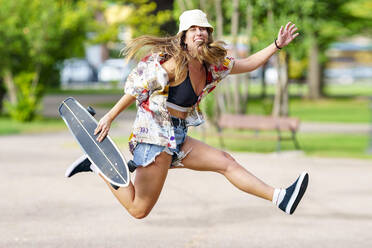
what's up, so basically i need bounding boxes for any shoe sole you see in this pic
[64,154,90,177]
[286,172,309,214]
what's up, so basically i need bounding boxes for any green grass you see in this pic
[112,129,372,160]
[290,98,370,123]
[324,83,372,97]
[188,129,372,160]
[247,81,372,97]
[0,116,65,135]
[2,83,371,159]
[46,88,123,95]
[244,96,371,123]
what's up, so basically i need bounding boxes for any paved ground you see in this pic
[1,115,372,247]
[43,94,371,134]
[1,94,371,247]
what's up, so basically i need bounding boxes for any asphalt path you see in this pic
[1,118,372,247]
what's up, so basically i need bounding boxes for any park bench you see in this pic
[217,114,301,152]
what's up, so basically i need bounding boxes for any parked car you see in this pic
[60,58,96,85]
[98,59,135,83]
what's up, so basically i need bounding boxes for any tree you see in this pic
[172,0,371,117]
[293,0,371,99]
[0,0,92,121]
[108,0,172,39]
[0,0,172,121]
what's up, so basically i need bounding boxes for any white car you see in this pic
[98,59,135,83]
[60,58,96,84]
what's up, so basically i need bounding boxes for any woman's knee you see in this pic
[217,151,239,174]
[127,206,152,219]
[222,151,236,162]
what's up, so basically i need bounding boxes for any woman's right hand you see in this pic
[94,114,113,142]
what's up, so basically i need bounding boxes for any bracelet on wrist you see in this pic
[274,39,282,50]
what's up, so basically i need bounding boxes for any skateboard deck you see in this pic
[59,97,130,187]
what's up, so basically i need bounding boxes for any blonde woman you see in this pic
[66,9,308,219]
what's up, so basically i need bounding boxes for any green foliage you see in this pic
[4,72,41,122]
[0,0,93,121]
[0,0,91,76]
[100,0,173,39]
[200,92,217,122]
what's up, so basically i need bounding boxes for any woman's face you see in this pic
[184,25,209,55]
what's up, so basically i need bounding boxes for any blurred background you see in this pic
[1,0,372,159]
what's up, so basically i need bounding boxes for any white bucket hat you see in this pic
[178,9,213,34]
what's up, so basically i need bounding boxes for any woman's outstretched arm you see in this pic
[94,94,136,142]
[230,22,299,74]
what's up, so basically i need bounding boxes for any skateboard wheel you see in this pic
[87,106,96,116]
[128,160,137,173]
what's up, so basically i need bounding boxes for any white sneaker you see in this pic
[65,155,92,178]
[279,172,309,215]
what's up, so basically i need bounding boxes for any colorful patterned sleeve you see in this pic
[124,56,157,103]
[211,56,235,81]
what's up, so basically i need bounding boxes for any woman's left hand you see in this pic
[276,22,299,48]
[94,114,113,142]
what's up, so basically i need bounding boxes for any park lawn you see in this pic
[73,95,370,123]
[112,129,372,160]
[0,116,65,135]
[247,82,372,97]
[324,83,372,97]
[47,83,371,123]
[245,97,370,123]
[0,115,122,135]
[2,115,370,160]
[290,98,370,123]
[187,129,372,160]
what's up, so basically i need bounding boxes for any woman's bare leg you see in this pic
[102,151,172,219]
[178,136,274,201]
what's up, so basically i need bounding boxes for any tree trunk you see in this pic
[214,0,223,40]
[95,3,109,65]
[31,64,41,96]
[261,62,267,99]
[231,0,240,114]
[241,1,253,111]
[0,81,6,114]
[307,36,321,99]
[177,0,186,12]
[184,0,193,9]
[3,68,17,105]
[272,55,281,116]
[280,53,289,116]
[246,2,252,55]
[213,0,226,114]
[199,0,207,12]
[272,52,289,117]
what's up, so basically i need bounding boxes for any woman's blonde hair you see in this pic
[122,29,227,82]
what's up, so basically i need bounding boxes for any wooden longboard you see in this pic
[59,97,130,187]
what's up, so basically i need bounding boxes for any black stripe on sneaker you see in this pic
[279,178,298,213]
[289,173,309,214]
[278,172,309,215]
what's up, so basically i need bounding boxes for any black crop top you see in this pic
[167,65,208,107]
[167,72,199,107]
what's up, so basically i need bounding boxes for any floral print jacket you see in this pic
[124,53,234,153]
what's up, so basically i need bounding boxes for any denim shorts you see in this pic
[132,116,189,168]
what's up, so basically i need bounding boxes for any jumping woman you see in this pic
[66,9,308,219]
